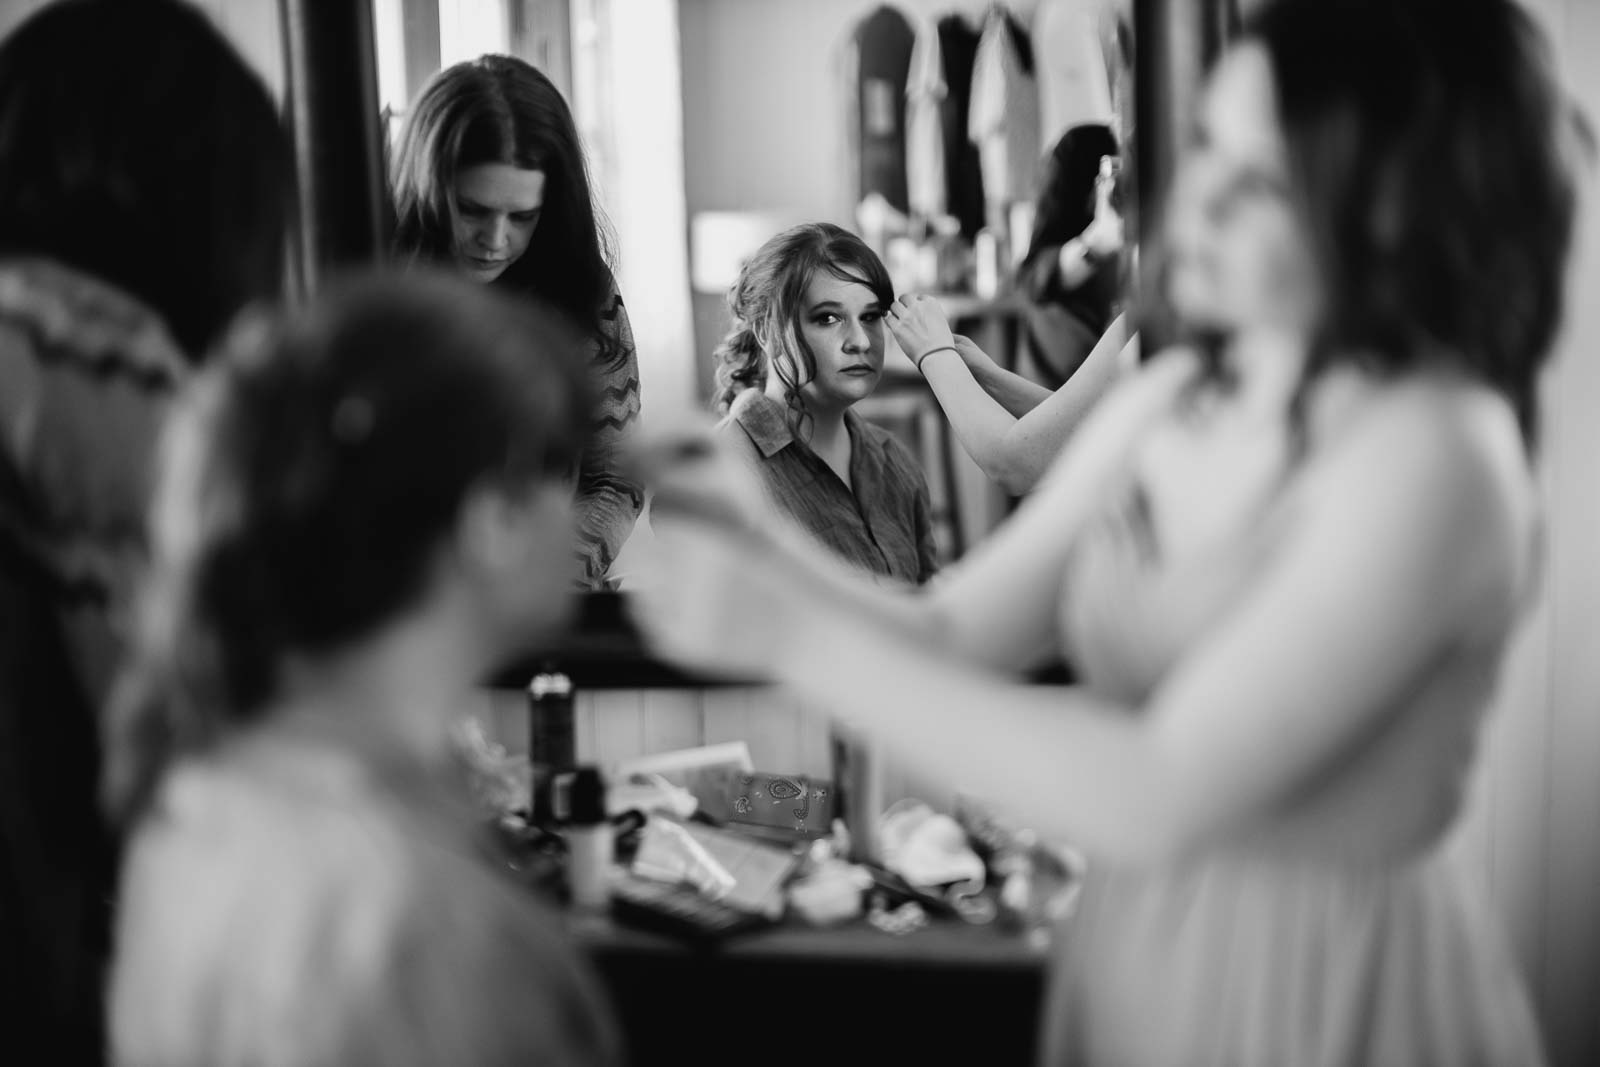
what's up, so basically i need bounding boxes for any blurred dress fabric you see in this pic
[110,733,620,1067]
[0,258,186,1065]
[717,389,939,585]
[1040,408,1548,1066]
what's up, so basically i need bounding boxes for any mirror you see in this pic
[365,0,1147,568]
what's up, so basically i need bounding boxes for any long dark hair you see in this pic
[105,273,594,825]
[0,0,292,356]
[711,223,894,439]
[390,55,622,367]
[1238,0,1588,444]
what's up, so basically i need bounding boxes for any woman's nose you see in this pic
[843,318,870,351]
[479,216,509,251]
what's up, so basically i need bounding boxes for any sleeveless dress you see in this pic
[1038,394,1548,1066]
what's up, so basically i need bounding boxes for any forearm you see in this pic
[993,314,1134,493]
[776,605,1185,865]
[967,355,1054,417]
[762,512,953,648]
[918,349,1035,492]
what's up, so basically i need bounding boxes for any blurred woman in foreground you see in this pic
[105,276,618,1067]
[635,0,1587,1062]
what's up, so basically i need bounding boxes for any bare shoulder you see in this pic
[1300,373,1537,618]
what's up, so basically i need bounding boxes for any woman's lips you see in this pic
[840,364,877,375]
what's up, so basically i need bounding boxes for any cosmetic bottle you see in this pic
[829,724,885,866]
[528,670,575,825]
[565,765,613,912]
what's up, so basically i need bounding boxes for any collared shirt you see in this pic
[718,390,939,586]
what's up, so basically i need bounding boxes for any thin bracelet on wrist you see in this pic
[914,344,958,372]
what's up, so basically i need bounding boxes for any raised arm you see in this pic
[639,348,1204,677]
[574,288,644,588]
[642,385,1527,867]
[953,338,1055,418]
[892,296,1131,495]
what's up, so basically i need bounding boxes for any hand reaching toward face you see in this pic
[886,293,956,366]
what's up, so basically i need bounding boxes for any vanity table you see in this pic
[494,593,1051,1066]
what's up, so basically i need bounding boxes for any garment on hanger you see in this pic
[846,5,917,214]
[905,16,945,223]
[1033,0,1115,148]
[936,15,985,238]
[906,16,947,223]
[968,5,1042,210]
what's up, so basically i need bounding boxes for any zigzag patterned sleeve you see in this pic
[574,285,644,588]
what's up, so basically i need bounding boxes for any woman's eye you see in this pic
[512,211,540,224]
[458,203,485,218]
[862,312,884,324]
[814,314,840,326]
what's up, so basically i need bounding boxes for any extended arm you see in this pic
[644,388,1521,866]
[911,311,1133,494]
[641,349,1204,677]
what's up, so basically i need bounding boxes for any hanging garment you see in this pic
[936,15,986,238]
[1033,0,1116,148]
[905,16,947,223]
[968,5,1042,210]
[846,5,916,214]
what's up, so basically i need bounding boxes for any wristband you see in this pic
[914,344,958,372]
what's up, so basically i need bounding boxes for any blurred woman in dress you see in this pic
[634,0,1587,1062]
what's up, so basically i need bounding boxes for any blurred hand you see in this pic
[1082,208,1125,260]
[627,512,808,681]
[1084,169,1126,260]
[886,293,956,364]
[625,412,767,538]
[623,412,809,679]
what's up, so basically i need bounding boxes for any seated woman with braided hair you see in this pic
[710,222,939,587]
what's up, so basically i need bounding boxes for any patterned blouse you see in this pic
[574,282,644,589]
